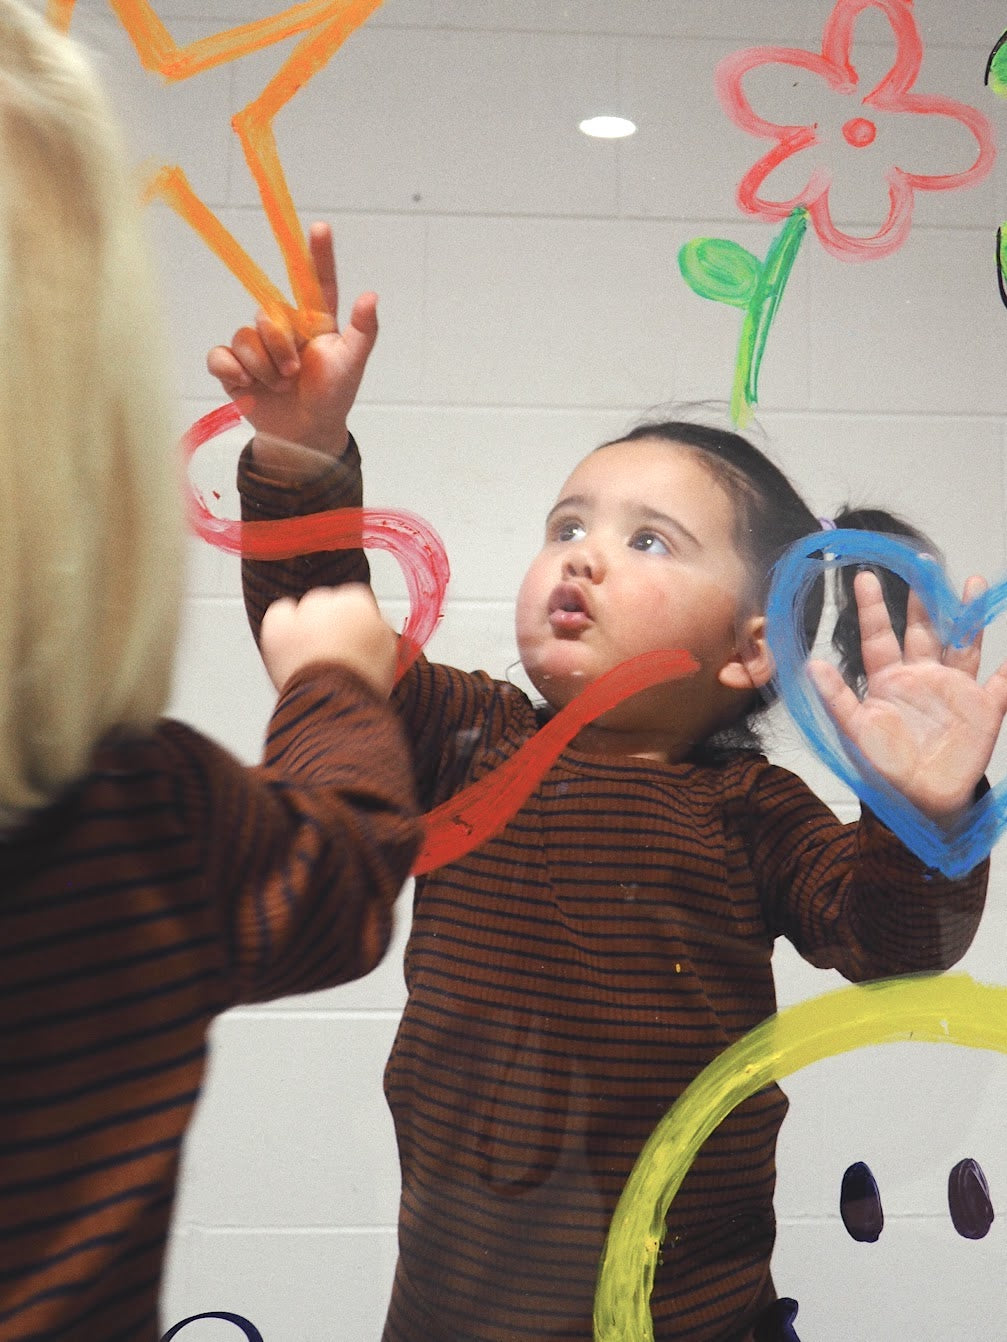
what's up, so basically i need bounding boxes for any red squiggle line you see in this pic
[414,648,700,875]
[180,403,450,676]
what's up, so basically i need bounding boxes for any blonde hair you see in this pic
[0,0,183,814]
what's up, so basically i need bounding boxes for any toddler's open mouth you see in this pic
[548,584,592,632]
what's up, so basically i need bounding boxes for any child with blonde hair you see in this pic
[0,6,419,1337]
[211,226,1007,1341]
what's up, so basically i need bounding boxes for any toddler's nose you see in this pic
[562,545,603,581]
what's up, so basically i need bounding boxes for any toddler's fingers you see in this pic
[808,658,860,737]
[943,575,988,677]
[902,587,941,663]
[983,658,1007,720]
[229,325,294,392]
[206,343,253,393]
[854,570,902,678]
[254,309,300,379]
[309,221,340,320]
[962,574,988,600]
[344,291,379,356]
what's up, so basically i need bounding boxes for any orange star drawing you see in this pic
[49,0,384,337]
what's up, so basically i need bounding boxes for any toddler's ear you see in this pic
[717,614,774,693]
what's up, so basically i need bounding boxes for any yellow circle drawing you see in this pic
[593,972,1007,1342]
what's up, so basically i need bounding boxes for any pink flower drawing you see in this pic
[716,0,995,260]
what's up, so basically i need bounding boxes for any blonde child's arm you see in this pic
[206,223,375,475]
[260,584,398,698]
[809,570,1007,826]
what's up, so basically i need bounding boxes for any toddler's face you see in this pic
[515,438,762,748]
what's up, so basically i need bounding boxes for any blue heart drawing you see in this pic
[766,530,1007,879]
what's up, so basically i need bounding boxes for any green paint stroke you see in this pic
[679,206,808,428]
[593,972,1007,1342]
[986,31,1007,96]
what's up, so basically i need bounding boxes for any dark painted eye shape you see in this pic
[840,1161,883,1242]
[948,1157,994,1239]
[840,1158,994,1242]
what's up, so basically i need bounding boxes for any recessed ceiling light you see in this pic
[578,115,637,139]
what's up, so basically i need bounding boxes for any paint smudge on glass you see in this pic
[53,0,385,338]
[679,207,807,427]
[948,1157,994,1240]
[181,403,449,681]
[754,1297,802,1342]
[415,648,699,874]
[839,1161,883,1242]
[593,973,1007,1342]
[766,528,1007,879]
[682,0,995,424]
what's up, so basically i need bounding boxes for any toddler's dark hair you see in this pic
[601,419,940,751]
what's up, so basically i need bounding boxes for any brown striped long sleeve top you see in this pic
[0,664,419,1341]
[240,443,987,1342]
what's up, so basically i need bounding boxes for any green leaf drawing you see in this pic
[678,237,761,308]
[986,31,1007,96]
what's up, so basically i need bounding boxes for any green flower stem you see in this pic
[730,206,808,426]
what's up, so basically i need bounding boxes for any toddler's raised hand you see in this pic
[206,222,376,463]
[808,570,1007,825]
[261,585,398,698]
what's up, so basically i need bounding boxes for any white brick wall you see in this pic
[45,1,1007,1335]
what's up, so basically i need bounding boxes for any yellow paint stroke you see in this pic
[49,0,384,333]
[593,972,1007,1342]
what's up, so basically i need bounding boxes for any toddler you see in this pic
[0,13,419,1339]
[211,225,1006,1342]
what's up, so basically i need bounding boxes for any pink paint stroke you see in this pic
[716,0,995,260]
[181,403,450,677]
[414,648,700,875]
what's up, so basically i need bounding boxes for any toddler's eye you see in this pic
[554,520,585,543]
[631,530,670,555]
